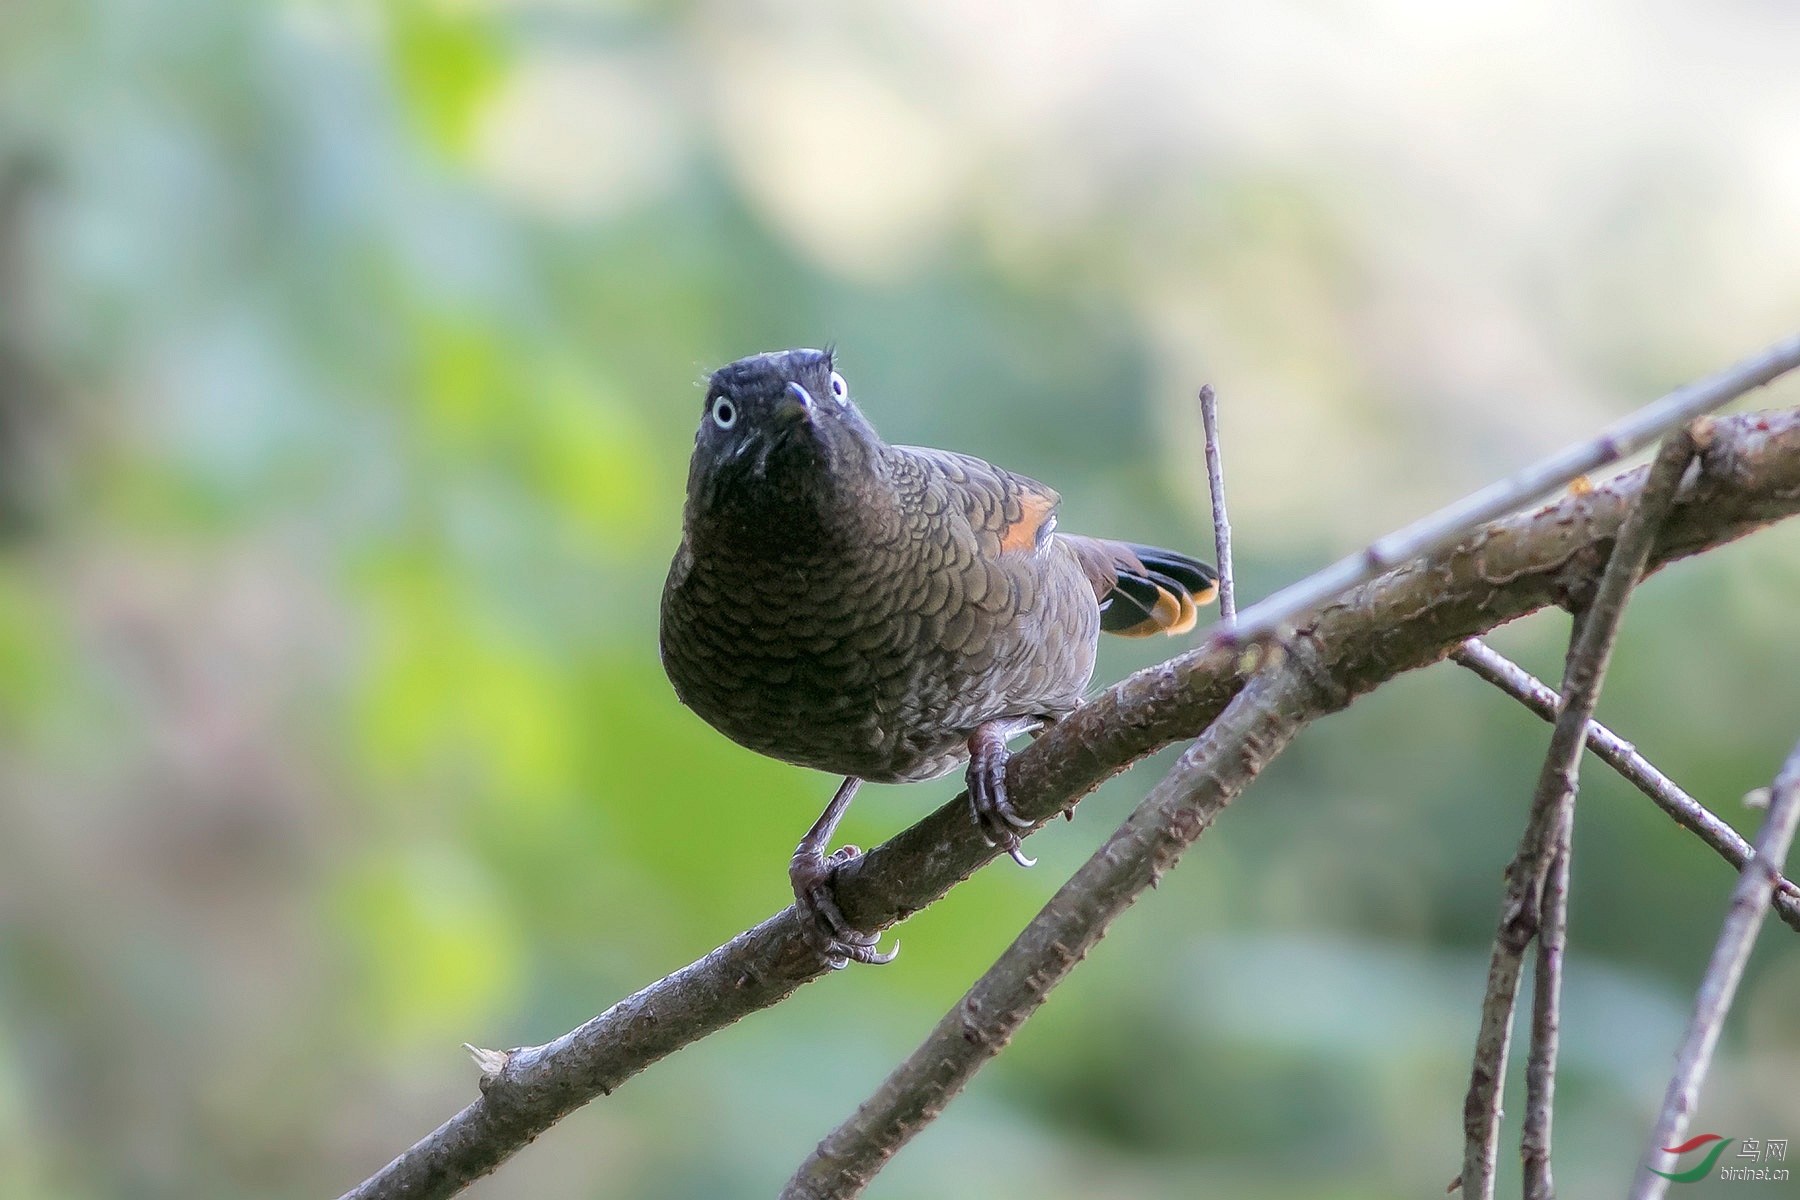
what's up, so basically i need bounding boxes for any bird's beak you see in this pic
[774,381,815,424]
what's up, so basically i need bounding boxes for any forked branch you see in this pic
[1450,639,1800,932]
[1461,428,1700,1200]
[781,659,1326,1198]
[340,395,1800,1200]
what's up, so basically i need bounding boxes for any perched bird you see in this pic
[660,348,1217,965]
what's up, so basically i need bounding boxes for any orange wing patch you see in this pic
[998,489,1057,555]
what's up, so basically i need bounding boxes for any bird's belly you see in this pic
[659,564,1096,783]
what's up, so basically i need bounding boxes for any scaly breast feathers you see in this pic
[660,515,1099,785]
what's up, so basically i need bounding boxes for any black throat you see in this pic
[688,430,853,560]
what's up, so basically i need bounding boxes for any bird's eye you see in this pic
[711,397,737,429]
[828,371,848,404]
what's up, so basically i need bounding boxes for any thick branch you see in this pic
[1450,639,1800,932]
[1462,427,1699,1200]
[1223,333,1800,645]
[781,659,1326,1198]
[339,406,1800,1200]
[1630,738,1800,1200]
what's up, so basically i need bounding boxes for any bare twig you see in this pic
[337,406,1800,1200]
[1451,639,1800,932]
[1198,383,1236,621]
[1220,332,1800,647]
[1522,811,1571,1199]
[1629,738,1800,1200]
[781,658,1328,1200]
[1461,428,1699,1200]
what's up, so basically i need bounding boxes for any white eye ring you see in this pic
[828,371,849,404]
[711,396,737,429]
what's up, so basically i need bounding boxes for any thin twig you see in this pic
[781,658,1327,1200]
[1522,810,1571,1199]
[1220,332,1800,647]
[1198,383,1236,621]
[1460,428,1699,1200]
[1517,616,1593,1200]
[1451,639,1800,933]
[1629,737,1800,1200]
[335,406,1800,1200]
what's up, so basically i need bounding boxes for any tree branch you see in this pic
[1462,428,1699,1200]
[1198,383,1236,621]
[1449,639,1800,933]
[781,656,1328,1198]
[338,404,1800,1200]
[1629,737,1800,1200]
[1221,333,1800,646]
[1522,810,1572,1200]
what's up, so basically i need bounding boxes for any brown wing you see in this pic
[896,446,1215,639]
[897,447,1063,559]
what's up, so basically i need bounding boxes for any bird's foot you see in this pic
[967,725,1036,867]
[789,843,898,969]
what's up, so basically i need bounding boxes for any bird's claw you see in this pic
[789,844,898,968]
[967,733,1037,868]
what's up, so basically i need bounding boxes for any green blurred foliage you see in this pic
[0,1,1797,1198]
[388,0,511,157]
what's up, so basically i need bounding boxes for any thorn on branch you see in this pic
[464,1044,512,1088]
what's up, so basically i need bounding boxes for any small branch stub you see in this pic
[464,1044,512,1087]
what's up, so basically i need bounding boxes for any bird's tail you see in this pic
[1069,537,1220,638]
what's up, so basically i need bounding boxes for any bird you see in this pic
[659,348,1218,966]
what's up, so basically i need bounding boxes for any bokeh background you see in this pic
[2,1,1799,1197]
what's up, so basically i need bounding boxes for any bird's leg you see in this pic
[967,721,1037,868]
[789,776,897,968]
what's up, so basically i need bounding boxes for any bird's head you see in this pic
[683,347,887,529]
